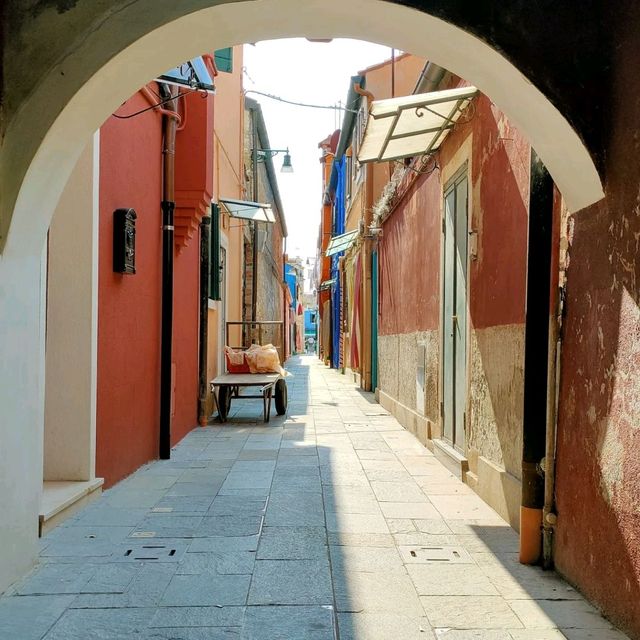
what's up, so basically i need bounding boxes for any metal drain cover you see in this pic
[118,543,186,562]
[398,545,473,564]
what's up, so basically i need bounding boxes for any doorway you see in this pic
[441,166,469,453]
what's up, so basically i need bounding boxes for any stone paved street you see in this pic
[0,356,630,639]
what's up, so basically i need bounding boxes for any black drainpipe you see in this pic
[198,213,211,426]
[159,83,179,460]
[520,150,555,563]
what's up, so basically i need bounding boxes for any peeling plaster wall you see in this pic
[378,330,439,422]
[553,6,640,634]
[468,324,525,480]
[378,334,399,401]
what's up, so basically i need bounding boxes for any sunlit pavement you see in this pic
[0,355,630,639]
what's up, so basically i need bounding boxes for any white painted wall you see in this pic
[43,134,99,482]
[0,248,46,592]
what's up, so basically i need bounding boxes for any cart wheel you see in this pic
[274,379,288,415]
[218,385,232,421]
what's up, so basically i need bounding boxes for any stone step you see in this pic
[39,478,104,537]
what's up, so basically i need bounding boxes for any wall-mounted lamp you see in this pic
[281,150,293,173]
[256,147,294,174]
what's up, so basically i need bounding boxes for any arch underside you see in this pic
[0,0,603,255]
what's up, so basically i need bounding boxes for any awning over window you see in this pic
[219,198,276,223]
[325,230,359,257]
[358,86,478,163]
[319,278,336,290]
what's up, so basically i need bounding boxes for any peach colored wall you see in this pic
[207,45,244,394]
[364,54,427,208]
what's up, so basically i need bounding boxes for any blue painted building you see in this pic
[324,76,365,370]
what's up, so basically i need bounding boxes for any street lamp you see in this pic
[256,147,294,173]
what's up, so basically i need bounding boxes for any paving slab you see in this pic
[265,492,325,526]
[241,605,335,640]
[370,481,430,503]
[42,607,155,639]
[329,544,405,574]
[247,559,333,605]
[177,550,256,575]
[144,628,241,639]
[257,526,328,560]
[421,595,523,629]
[208,496,268,517]
[407,563,499,596]
[195,516,263,537]
[0,595,75,640]
[160,573,251,606]
[333,570,424,616]
[70,563,178,608]
[338,612,435,639]
[149,606,245,628]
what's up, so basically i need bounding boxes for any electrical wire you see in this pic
[111,89,206,120]
[244,89,359,114]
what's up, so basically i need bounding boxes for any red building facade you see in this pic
[97,83,214,487]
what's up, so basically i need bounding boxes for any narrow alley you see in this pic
[0,356,628,640]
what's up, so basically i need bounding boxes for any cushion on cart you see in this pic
[224,346,250,373]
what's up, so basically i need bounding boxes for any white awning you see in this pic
[318,278,336,291]
[220,198,276,223]
[358,86,478,163]
[325,230,358,257]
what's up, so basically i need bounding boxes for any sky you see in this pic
[242,39,397,260]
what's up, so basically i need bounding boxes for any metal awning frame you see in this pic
[219,198,276,224]
[362,88,478,163]
[319,278,336,291]
[325,230,359,257]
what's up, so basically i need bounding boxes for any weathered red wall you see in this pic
[467,97,529,329]
[554,6,640,635]
[97,88,208,487]
[97,92,163,487]
[378,170,441,335]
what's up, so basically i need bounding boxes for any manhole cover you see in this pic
[399,545,473,564]
[122,545,178,561]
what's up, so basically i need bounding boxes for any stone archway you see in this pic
[0,0,607,595]
[1,0,604,256]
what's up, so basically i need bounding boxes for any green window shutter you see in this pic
[214,48,233,73]
[209,203,221,300]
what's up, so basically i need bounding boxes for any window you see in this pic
[214,48,233,73]
[354,104,368,183]
[209,203,221,300]
[345,151,353,202]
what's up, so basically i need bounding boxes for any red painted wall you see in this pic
[379,170,441,335]
[97,86,212,488]
[554,7,640,634]
[467,97,529,329]
[97,92,163,487]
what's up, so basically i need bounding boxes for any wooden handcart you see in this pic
[210,372,288,423]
